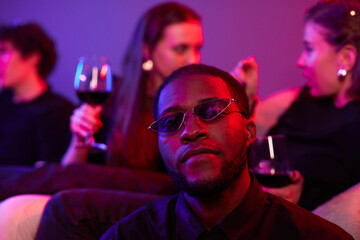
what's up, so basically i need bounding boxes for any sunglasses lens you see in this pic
[150,99,234,134]
[152,112,184,133]
[195,99,231,120]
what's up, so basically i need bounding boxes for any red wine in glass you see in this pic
[250,135,292,188]
[74,56,112,151]
[76,91,110,105]
[254,173,292,188]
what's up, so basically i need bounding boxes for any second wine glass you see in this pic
[249,134,292,188]
[74,56,112,151]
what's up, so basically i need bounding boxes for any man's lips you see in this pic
[179,148,219,164]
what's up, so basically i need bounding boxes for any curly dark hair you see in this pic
[0,22,57,79]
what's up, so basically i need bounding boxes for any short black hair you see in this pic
[153,64,250,120]
[0,22,57,79]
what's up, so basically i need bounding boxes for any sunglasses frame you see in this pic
[148,98,244,134]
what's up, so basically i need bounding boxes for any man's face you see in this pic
[0,41,32,89]
[157,74,254,196]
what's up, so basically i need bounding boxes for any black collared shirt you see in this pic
[101,174,353,240]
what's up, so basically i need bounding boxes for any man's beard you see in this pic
[166,147,248,198]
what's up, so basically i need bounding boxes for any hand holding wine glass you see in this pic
[73,56,112,151]
[249,134,292,188]
[250,134,304,203]
[261,170,304,204]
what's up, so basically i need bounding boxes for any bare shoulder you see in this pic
[254,87,301,137]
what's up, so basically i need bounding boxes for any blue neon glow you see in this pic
[74,57,84,89]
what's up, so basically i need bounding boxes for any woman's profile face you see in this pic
[150,21,204,82]
[296,21,342,97]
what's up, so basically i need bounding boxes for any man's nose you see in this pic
[180,113,209,144]
[186,49,201,65]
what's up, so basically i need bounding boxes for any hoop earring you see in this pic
[142,59,153,71]
[337,68,347,81]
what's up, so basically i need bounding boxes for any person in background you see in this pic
[0,22,74,166]
[61,2,203,171]
[101,63,353,240]
[249,0,360,212]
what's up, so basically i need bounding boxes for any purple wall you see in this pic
[0,0,316,104]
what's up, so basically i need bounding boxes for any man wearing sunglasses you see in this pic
[101,64,352,239]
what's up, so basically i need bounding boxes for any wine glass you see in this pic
[249,134,292,188]
[74,56,112,151]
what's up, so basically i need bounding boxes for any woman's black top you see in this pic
[268,86,360,210]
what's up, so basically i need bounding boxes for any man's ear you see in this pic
[337,44,357,71]
[246,120,256,147]
[25,51,41,69]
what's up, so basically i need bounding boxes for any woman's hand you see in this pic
[61,103,104,166]
[261,170,304,204]
[70,103,103,143]
[230,56,259,101]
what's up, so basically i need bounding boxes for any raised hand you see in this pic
[70,103,103,144]
[230,56,259,101]
[261,170,304,204]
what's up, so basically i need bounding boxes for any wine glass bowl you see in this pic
[74,56,112,151]
[249,134,292,188]
[75,56,112,105]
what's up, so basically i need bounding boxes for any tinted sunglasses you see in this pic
[148,98,245,134]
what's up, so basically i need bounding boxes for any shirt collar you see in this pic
[219,173,268,239]
[174,172,268,240]
[175,191,206,240]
